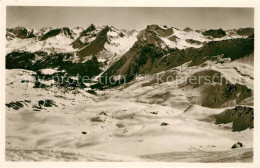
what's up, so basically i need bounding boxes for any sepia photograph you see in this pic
[0,0,259,166]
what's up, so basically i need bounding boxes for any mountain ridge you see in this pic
[6,24,254,89]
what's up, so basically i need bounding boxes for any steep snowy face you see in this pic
[73,24,138,66]
[38,28,77,53]
[103,26,139,64]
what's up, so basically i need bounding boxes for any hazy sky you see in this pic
[7,7,254,30]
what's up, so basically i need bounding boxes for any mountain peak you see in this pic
[87,24,96,31]
[143,24,174,38]
[183,27,193,32]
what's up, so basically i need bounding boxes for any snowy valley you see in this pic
[5,24,254,162]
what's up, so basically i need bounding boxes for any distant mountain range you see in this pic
[6,24,254,89]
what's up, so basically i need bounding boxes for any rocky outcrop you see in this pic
[201,83,252,108]
[214,106,254,132]
[236,28,254,36]
[185,70,253,108]
[202,29,226,38]
[231,142,243,149]
[185,39,202,45]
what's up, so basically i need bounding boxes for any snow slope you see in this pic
[5,58,254,161]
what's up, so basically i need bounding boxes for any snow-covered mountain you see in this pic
[99,25,253,86]
[72,24,139,66]
[6,24,254,89]
[6,25,253,63]
[6,25,138,66]
[5,24,254,161]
